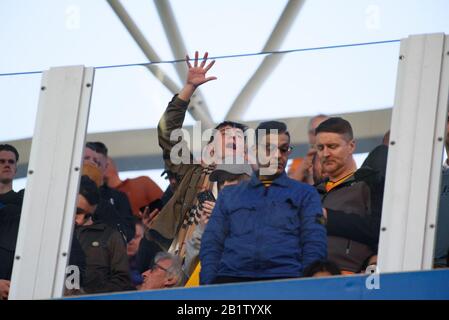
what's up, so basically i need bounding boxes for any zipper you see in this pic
[346,240,351,255]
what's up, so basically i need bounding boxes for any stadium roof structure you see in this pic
[2,0,449,177]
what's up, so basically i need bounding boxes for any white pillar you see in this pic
[9,66,94,299]
[378,33,449,272]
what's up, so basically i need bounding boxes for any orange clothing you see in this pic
[116,176,163,217]
[325,172,355,192]
[287,157,303,176]
[340,270,356,276]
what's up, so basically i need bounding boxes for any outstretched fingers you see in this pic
[204,59,216,73]
[200,52,209,68]
[186,54,192,68]
[194,51,199,67]
[204,76,218,84]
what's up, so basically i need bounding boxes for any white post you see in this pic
[9,66,94,299]
[378,33,449,273]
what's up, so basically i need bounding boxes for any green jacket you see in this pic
[149,95,208,249]
[75,223,133,293]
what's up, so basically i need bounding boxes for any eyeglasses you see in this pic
[264,144,293,155]
[0,159,16,165]
[152,263,169,273]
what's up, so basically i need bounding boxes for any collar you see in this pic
[249,171,290,188]
[77,222,107,232]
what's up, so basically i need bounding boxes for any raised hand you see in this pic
[179,51,217,101]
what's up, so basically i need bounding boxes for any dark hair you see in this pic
[86,141,108,157]
[79,175,100,206]
[303,260,341,277]
[359,254,378,273]
[0,144,19,162]
[216,172,250,189]
[208,121,248,144]
[255,120,290,144]
[315,117,353,141]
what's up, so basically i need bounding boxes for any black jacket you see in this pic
[0,190,24,280]
[316,167,384,272]
[93,185,135,243]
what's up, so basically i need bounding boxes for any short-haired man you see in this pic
[288,114,329,184]
[74,176,133,294]
[83,142,135,243]
[139,252,183,290]
[200,121,327,284]
[314,117,385,273]
[0,144,24,300]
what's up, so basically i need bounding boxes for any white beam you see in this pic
[378,33,449,273]
[225,0,306,121]
[9,66,94,299]
[154,0,214,124]
[107,0,214,128]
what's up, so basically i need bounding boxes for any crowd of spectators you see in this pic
[1,51,448,299]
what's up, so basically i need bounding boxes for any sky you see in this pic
[1,0,449,190]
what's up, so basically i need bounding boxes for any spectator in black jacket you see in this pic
[0,144,24,300]
[83,142,135,242]
[315,118,385,273]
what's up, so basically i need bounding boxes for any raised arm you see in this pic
[158,51,217,173]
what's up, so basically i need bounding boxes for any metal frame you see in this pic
[9,66,94,299]
[154,0,214,124]
[10,107,393,176]
[107,0,214,128]
[378,33,449,273]
[225,0,306,121]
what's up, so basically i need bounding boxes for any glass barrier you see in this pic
[1,0,449,300]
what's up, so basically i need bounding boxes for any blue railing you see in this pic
[70,269,449,300]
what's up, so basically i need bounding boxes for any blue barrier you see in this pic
[70,269,449,300]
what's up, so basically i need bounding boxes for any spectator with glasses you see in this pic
[200,121,327,284]
[139,252,183,290]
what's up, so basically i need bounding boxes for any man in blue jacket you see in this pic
[200,121,327,284]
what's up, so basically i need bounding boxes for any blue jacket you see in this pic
[199,172,327,284]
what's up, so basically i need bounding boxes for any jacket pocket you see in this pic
[228,204,257,236]
[268,198,300,232]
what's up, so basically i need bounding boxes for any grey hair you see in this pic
[154,252,184,286]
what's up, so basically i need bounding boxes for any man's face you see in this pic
[75,194,97,226]
[83,147,107,177]
[0,151,17,184]
[140,258,175,290]
[315,132,355,179]
[257,133,291,176]
[308,116,329,146]
[212,125,245,161]
[127,224,144,257]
